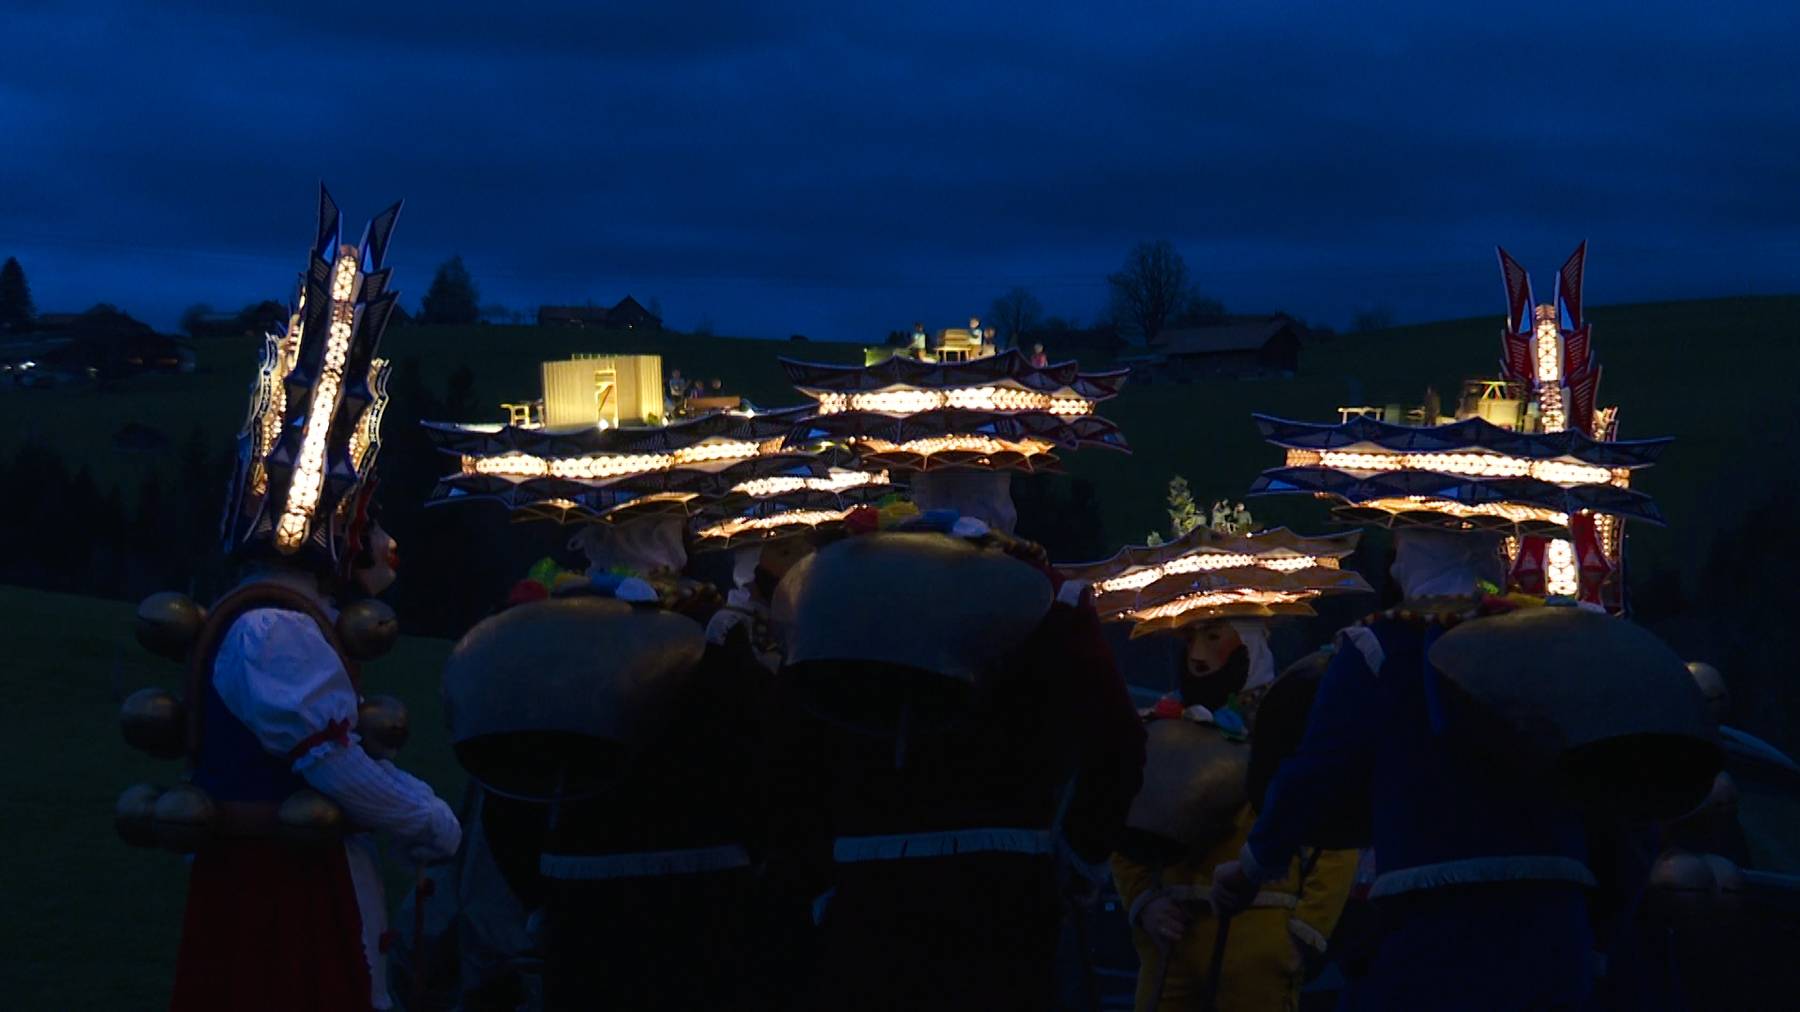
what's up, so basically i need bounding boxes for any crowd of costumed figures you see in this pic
[111,189,1763,1012]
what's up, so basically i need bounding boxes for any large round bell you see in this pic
[338,599,399,661]
[357,695,409,761]
[119,687,187,760]
[276,789,348,846]
[1647,848,1713,922]
[135,592,206,662]
[115,783,164,848]
[152,783,217,853]
[774,532,1052,733]
[1246,651,1370,849]
[1668,771,1740,852]
[1686,661,1729,724]
[1427,607,1721,820]
[1702,853,1747,917]
[444,596,705,801]
[1126,719,1249,850]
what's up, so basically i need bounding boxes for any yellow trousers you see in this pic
[1130,904,1307,1012]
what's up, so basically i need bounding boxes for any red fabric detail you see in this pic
[170,840,372,1012]
[507,579,550,608]
[284,719,351,765]
[1509,535,1548,596]
[844,505,880,534]
[1571,513,1611,606]
[1152,696,1185,720]
[1557,241,1587,328]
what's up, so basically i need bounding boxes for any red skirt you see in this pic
[170,840,373,1012]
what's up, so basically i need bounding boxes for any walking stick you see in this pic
[1199,914,1232,1012]
[409,864,435,1011]
[1144,858,1174,1010]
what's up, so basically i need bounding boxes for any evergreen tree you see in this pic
[1166,475,1202,538]
[0,257,35,333]
[420,256,480,325]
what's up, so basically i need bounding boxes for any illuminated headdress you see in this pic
[1247,243,1671,610]
[221,187,402,578]
[782,346,1129,473]
[1060,527,1370,637]
[688,463,898,548]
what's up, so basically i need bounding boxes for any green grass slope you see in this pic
[0,586,458,1008]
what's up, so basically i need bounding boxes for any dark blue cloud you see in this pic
[1,0,1795,336]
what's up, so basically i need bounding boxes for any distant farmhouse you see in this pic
[537,295,662,332]
[1128,313,1306,382]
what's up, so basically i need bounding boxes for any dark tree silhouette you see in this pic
[988,287,1043,351]
[0,256,37,332]
[1107,240,1198,344]
[420,256,480,325]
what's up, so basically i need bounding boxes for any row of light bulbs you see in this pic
[695,508,853,540]
[1094,552,1334,594]
[729,470,890,499]
[462,438,771,481]
[275,254,360,552]
[1290,448,1625,488]
[814,386,1092,417]
[857,434,1054,459]
[1127,588,1312,622]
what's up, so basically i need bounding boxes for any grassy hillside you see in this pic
[0,586,457,1008]
[0,325,864,508]
[1059,295,1800,588]
[3,295,1796,590]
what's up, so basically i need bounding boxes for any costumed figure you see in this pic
[118,189,462,1012]
[1210,341,1719,1010]
[769,336,1142,1010]
[1061,526,1371,1011]
[426,375,865,1010]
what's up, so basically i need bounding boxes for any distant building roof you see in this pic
[1151,315,1302,356]
[538,305,612,322]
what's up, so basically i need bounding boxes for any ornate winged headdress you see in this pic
[1247,243,1671,611]
[220,187,403,578]
[782,347,1130,473]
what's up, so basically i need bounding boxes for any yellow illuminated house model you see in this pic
[424,353,891,538]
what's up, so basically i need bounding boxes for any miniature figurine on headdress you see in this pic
[119,188,462,1012]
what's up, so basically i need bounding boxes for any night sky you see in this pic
[3,0,1796,337]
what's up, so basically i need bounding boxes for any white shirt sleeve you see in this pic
[213,608,359,761]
